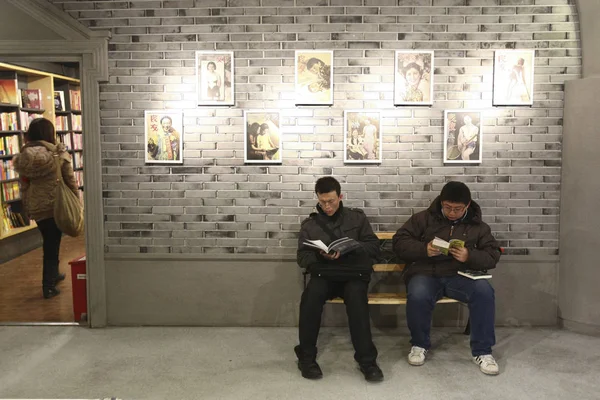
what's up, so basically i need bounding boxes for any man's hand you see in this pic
[427,240,441,257]
[449,246,469,263]
[320,250,340,260]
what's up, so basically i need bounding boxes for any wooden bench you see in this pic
[318,232,469,333]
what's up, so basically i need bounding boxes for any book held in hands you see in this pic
[432,236,465,255]
[457,270,492,280]
[303,237,363,256]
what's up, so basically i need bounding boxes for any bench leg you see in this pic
[463,319,471,335]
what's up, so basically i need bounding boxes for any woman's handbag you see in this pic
[51,152,84,237]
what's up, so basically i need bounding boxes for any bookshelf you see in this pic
[0,62,83,241]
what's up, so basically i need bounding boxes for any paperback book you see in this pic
[303,237,362,256]
[432,236,465,255]
[457,270,492,280]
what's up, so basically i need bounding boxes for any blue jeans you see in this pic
[406,274,496,356]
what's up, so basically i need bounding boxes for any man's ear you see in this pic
[339,194,344,201]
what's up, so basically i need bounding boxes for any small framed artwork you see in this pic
[244,110,282,164]
[444,110,483,164]
[394,50,434,106]
[145,110,183,164]
[295,50,333,105]
[196,51,234,106]
[493,49,535,106]
[343,110,382,164]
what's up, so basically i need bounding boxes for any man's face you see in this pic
[441,201,469,221]
[161,119,172,132]
[317,191,342,216]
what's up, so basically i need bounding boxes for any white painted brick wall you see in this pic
[50,0,579,256]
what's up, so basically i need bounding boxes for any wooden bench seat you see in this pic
[328,293,460,305]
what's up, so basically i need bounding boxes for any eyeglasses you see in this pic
[442,203,466,214]
[318,199,338,208]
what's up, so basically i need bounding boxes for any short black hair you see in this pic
[315,176,341,196]
[440,181,471,205]
[26,118,56,144]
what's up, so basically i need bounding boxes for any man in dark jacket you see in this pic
[295,176,383,382]
[393,181,502,375]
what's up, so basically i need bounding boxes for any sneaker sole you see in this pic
[408,358,425,366]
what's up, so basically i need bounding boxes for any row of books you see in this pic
[55,114,84,132]
[20,111,44,131]
[0,111,18,131]
[0,161,17,181]
[0,78,82,111]
[1,181,20,202]
[0,135,21,158]
[71,114,82,130]
[1,204,30,233]
[74,170,84,187]
[73,152,84,169]
[57,132,83,150]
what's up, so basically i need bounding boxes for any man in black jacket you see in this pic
[295,176,383,382]
[393,181,502,375]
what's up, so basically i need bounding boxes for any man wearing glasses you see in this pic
[392,181,502,375]
[295,176,383,382]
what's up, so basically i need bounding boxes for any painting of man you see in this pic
[145,111,183,164]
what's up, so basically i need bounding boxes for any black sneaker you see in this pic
[359,362,384,382]
[55,273,66,285]
[43,287,61,299]
[297,359,323,380]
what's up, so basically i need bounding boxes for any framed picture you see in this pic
[343,110,382,164]
[444,110,483,164]
[493,49,535,106]
[244,110,282,164]
[394,50,434,106]
[145,110,183,164]
[295,50,333,105]
[196,51,234,106]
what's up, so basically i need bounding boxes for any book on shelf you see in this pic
[54,91,65,111]
[432,236,465,256]
[0,79,18,105]
[303,237,363,256]
[69,89,81,111]
[19,111,43,131]
[457,270,492,280]
[20,89,42,110]
[1,111,18,131]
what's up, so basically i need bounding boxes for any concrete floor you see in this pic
[0,326,598,400]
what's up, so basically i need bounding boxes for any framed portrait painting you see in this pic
[343,110,382,164]
[196,51,234,106]
[295,50,333,106]
[493,49,535,106]
[145,110,183,164]
[443,110,483,164]
[394,50,434,106]
[244,110,282,164]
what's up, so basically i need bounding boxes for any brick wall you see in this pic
[49,0,580,256]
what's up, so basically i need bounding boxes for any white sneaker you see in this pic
[408,346,427,366]
[473,354,499,375]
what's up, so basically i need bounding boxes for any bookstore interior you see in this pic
[0,61,85,323]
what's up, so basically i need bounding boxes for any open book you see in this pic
[457,270,492,280]
[303,237,362,256]
[432,236,465,256]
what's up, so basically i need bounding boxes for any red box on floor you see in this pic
[69,255,87,322]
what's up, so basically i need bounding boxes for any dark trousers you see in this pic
[297,276,378,365]
[407,274,496,356]
[36,218,63,289]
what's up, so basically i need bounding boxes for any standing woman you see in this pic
[13,118,78,299]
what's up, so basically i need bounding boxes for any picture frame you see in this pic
[394,50,434,106]
[493,49,535,106]
[244,110,282,164]
[295,50,333,106]
[145,110,183,164]
[443,109,483,164]
[343,110,382,164]
[196,51,234,106]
